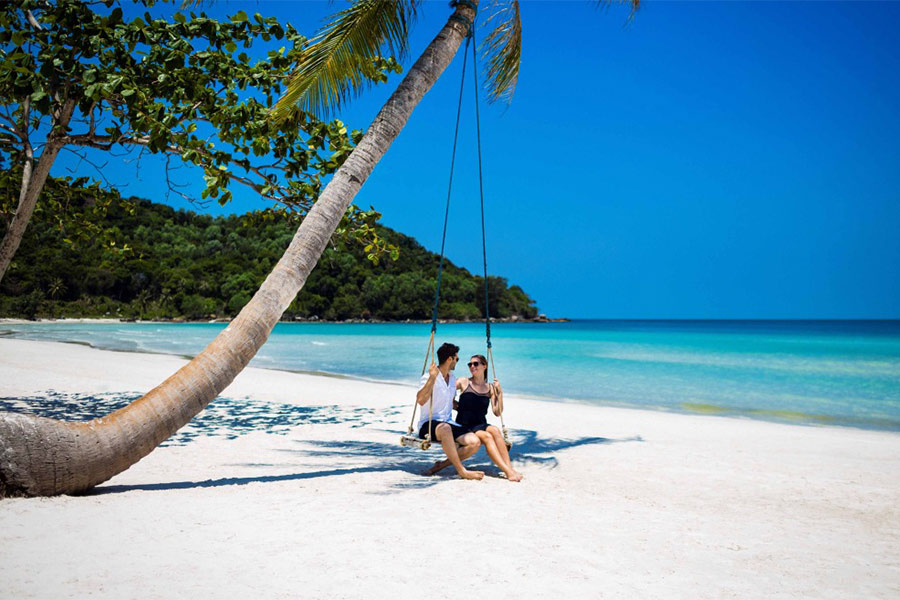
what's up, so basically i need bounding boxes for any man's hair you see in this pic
[436,343,460,365]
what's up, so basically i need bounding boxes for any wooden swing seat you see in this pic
[400,427,512,451]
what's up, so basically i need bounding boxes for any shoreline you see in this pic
[1,338,898,598]
[4,317,900,325]
[0,315,573,325]
[2,326,899,433]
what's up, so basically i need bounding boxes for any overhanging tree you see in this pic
[0,0,637,497]
[0,0,398,284]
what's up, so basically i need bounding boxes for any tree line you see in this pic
[0,183,538,322]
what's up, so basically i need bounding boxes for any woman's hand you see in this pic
[490,378,504,416]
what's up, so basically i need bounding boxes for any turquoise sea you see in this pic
[2,320,900,431]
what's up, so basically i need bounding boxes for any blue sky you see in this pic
[55,1,900,318]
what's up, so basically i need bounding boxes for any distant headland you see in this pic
[1,193,544,323]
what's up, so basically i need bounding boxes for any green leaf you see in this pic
[481,0,522,104]
[272,0,418,119]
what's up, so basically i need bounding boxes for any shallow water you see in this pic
[3,320,899,430]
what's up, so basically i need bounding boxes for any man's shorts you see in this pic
[419,420,468,442]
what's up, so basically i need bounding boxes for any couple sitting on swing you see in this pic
[416,342,523,482]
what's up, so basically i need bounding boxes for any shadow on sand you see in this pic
[90,430,642,495]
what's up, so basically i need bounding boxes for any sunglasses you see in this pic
[467,362,483,368]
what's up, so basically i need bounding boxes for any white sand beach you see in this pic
[1,337,898,599]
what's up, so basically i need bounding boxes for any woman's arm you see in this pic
[452,377,468,410]
[490,379,504,416]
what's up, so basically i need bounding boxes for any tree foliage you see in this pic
[273,0,522,119]
[0,0,401,274]
[0,180,538,322]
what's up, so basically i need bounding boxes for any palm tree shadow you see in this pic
[90,461,430,496]
[90,429,641,495]
[508,429,644,468]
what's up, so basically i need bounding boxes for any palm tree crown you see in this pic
[272,0,520,119]
[273,0,639,120]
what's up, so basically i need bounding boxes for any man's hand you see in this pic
[417,362,440,406]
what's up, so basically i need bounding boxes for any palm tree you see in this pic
[47,277,66,299]
[134,288,152,320]
[0,0,637,497]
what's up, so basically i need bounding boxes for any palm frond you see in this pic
[479,0,522,105]
[596,0,642,23]
[273,0,419,120]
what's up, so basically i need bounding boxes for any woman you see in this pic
[455,355,523,482]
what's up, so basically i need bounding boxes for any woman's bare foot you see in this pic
[458,469,484,480]
[505,469,523,482]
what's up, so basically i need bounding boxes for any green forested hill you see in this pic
[0,196,538,321]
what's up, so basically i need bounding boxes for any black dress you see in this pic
[456,384,491,433]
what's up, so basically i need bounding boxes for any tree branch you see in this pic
[0,105,17,128]
[25,10,43,30]
[61,146,116,189]
[18,98,35,203]
[163,153,200,206]
[60,132,284,200]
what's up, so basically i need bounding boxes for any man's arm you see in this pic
[416,362,439,406]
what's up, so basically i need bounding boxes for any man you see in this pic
[416,342,484,480]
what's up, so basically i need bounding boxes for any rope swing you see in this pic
[401,13,512,451]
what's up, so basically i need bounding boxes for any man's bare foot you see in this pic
[505,469,523,482]
[458,469,484,480]
[423,460,450,476]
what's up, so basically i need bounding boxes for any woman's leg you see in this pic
[487,425,522,481]
[476,430,521,482]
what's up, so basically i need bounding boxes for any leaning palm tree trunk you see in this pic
[0,3,476,498]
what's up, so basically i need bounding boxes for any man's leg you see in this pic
[425,425,482,479]
[456,432,481,462]
[424,431,481,476]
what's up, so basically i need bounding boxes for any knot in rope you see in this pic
[448,13,474,36]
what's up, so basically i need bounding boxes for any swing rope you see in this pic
[405,32,473,446]
[430,33,471,336]
[470,27,509,446]
[401,9,511,450]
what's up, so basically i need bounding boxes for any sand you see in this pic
[1,337,898,599]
